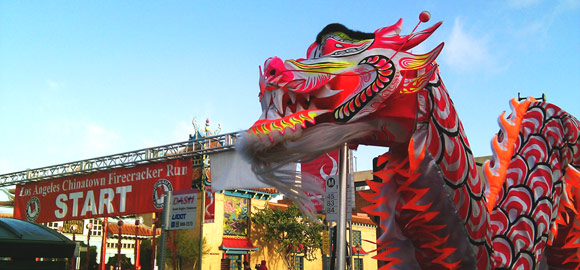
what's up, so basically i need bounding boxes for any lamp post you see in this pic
[100,218,108,270]
[134,219,140,270]
[151,215,158,270]
[86,223,93,270]
[355,244,361,270]
[117,220,124,270]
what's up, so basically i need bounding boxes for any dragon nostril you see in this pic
[269,69,276,76]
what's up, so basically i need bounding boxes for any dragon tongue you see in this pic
[249,109,330,136]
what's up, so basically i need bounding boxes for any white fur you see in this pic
[237,121,374,219]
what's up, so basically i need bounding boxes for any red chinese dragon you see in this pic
[238,12,580,269]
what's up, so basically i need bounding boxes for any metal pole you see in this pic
[348,220,353,269]
[117,220,124,270]
[101,218,108,270]
[337,142,348,270]
[134,220,140,270]
[158,191,172,270]
[151,214,157,270]
[71,225,78,270]
[198,186,206,270]
[172,231,177,270]
[86,223,93,270]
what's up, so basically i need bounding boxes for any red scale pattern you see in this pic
[364,76,492,269]
[490,102,580,269]
[423,79,491,269]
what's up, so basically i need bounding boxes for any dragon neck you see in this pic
[363,73,492,269]
[485,99,580,268]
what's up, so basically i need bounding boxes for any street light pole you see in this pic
[151,214,157,270]
[117,220,124,270]
[356,244,361,270]
[86,223,93,270]
[100,218,108,270]
[134,219,140,270]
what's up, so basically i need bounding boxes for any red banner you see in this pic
[301,150,339,192]
[301,150,339,211]
[204,185,215,223]
[14,158,193,223]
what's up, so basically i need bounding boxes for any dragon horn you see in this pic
[399,22,443,51]
[374,18,403,38]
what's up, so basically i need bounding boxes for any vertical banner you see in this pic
[204,185,215,223]
[301,150,339,211]
[301,150,339,186]
[14,158,193,223]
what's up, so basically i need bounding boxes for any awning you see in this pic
[220,237,258,253]
[0,218,75,258]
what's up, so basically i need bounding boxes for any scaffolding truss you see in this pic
[0,132,241,187]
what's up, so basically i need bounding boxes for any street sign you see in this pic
[324,175,339,221]
[168,189,197,230]
[324,175,352,222]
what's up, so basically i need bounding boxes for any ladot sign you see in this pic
[14,158,193,223]
[167,190,197,230]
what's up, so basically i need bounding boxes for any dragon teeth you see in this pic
[272,90,285,115]
[261,91,271,111]
[288,92,297,104]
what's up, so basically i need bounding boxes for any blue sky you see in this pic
[1,0,579,177]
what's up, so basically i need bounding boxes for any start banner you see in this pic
[14,158,193,223]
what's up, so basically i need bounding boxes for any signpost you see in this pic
[158,189,198,270]
[323,145,355,269]
[337,143,348,270]
[325,175,352,222]
[167,190,198,230]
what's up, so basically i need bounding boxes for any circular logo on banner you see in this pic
[25,197,41,221]
[152,179,173,209]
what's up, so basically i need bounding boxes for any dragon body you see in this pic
[238,14,580,269]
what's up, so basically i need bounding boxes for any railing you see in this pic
[0,132,241,187]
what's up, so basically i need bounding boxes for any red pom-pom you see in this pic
[419,11,431,23]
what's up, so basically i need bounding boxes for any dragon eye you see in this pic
[269,69,276,75]
[335,43,344,48]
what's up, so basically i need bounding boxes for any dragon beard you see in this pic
[237,121,374,219]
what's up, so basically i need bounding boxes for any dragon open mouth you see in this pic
[248,76,347,145]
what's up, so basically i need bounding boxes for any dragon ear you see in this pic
[399,22,442,51]
[306,41,319,59]
[375,18,403,38]
[399,42,444,71]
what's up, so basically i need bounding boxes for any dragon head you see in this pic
[238,15,444,215]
